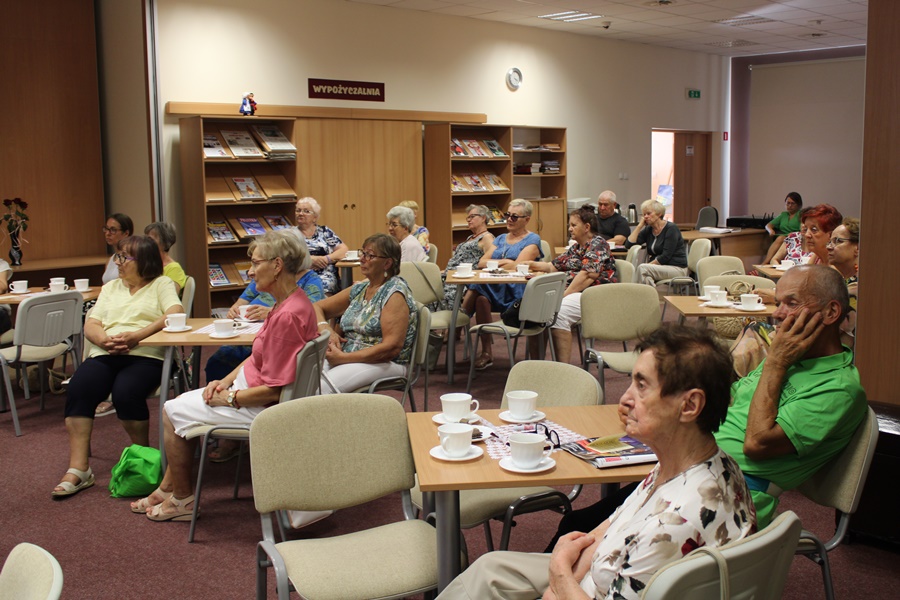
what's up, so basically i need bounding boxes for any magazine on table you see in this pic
[560,435,657,469]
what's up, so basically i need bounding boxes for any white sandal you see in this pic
[131,487,173,514]
[146,495,195,522]
[51,467,95,498]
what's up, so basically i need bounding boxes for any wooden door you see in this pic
[673,132,712,225]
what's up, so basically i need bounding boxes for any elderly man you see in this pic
[548,264,867,546]
[596,190,630,245]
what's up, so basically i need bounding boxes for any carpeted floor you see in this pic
[1,313,897,599]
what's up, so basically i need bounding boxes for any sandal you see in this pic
[208,441,242,463]
[51,467,95,498]
[473,353,493,371]
[147,495,195,522]
[95,401,116,417]
[131,487,173,514]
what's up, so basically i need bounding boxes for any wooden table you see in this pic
[681,229,769,271]
[663,295,776,325]
[0,287,101,305]
[140,317,257,470]
[753,264,787,281]
[409,405,654,590]
[335,259,361,290]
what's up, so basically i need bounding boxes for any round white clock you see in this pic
[506,67,523,90]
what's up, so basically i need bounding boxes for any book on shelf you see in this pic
[233,216,267,237]
[263,214,291,230]
[462,139,489,158]
[462,173,489,192]
[487,206,506,224]
[202,131,234,159]
[234,260,252,284]
[249,124,297,158]
[219,128,266,158]
[514,162,542,175]
[483,139,507,157]
[208,262,232,287]
[560,435,658,469]
[541,160,561,174]
[450,174,470,192]
[205,167,236,203]
[207,220,237,244]
[250,164,297,200]
[450,138,469,157]
[483,173,509,191]
[227,176,267,201]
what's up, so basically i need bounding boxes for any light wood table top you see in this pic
[664,295,776,320]
[753,264,787,280]
[445,269,532,285]
[409,406,653,493]
[0,287,100,305]
[681,228,767,241]
[140,317,257,347]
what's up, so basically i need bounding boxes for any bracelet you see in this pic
[317,321,329,327]
[326,255,332,264]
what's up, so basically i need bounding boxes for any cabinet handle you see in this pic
[343,204,349,210]
[351,204,357,210]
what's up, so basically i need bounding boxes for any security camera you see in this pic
[601,21,611,29]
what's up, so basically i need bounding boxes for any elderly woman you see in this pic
[101,213,134,284]
[313,233,417,393]
[295,196,348,295]
[144,222,187,294]
[769,206,814,266]
[464,198,543,370]
[764,192,803,263]
[626,199,687,287]
[527,205,617,364]
[399,200,430,252]
[132,230,318,520]
[437,325,755,600]
[427,204,494,314]
[387,205,428,263]
[52,236,184,498]
[828,217,859,348]
[802,203,843,265]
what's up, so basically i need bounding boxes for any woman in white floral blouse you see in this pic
[437,325,756,600]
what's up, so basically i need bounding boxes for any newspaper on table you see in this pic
[560,435,658,469]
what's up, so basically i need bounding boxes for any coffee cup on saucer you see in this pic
[508,432,551,469]
[213,318,238,336]
[345,250,359,260]
[455,263,473,277]
[238,305,252,320]
[166,313,188,330]
[703,285,721,298]
[740,294,763,310]
[440,393,479,422]
[74,279,90,292]
[49,282,69,293]
[516,264,529,275]
[50,277,66,286]
[780,260,794,270]
[506,390,538,420]
[709,290,728,306]
[438,423,473,458]
[486,260,500,271]
[10,281,27,293]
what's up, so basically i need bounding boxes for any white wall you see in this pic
[154,0,731,224]
[748,58,865,219]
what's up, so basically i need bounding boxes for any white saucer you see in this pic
[75,288,92,292]
[10,290,30,295]
[432,413,480,425]
[499,456,556,474]
[163,325,192,333]
[430,445,484,462]
[701,301,732,308]
[697,295,711,301]
[209,331,240,339]
[736,304,767,312]
[452,273,475,279]
[499,410,546,424]
[234,317,260,324]
[775,266,793,271]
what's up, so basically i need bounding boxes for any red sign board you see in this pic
[308,78,385,102]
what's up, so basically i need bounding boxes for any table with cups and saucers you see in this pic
[753,264,789,281]
[408,404,654,591]
[0,286,100,306]
[139,317,259,471]
[663,295,776,326]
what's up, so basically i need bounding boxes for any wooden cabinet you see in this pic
[424,123,567,263]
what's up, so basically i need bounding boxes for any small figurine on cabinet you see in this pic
[239,92,257,116]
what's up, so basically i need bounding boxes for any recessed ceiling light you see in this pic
[705,39,758,48]
[539,10,604,23]
[714,16,776,27]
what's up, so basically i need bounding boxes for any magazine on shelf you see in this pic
[483,139,507,157]
[450,174,470,192]
[462,139,489,157]
[207,220,237,243]
[560,435,658,469]
[234,260,252,284]
[219,129,265,158]
[208,263,232,287]
[236,217,267,236]
[462,173,488,192]
[450,138,469,157]
[488,206,506,224]
[229,176,267,201]
[249,124,297,153]
[263,215,291,230]
[202,132,233,159]
[483,173,509,191]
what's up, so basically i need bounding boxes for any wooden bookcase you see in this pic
[424,123,567,261]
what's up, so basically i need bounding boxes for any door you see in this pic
[672,132,712,224]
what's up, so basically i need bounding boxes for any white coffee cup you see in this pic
[238,305,251,320]
[438,423,474,458]
[709,290,728,306]
[50,277,66,286]
[213,318,237,336]
[508,432,551,469]
[741,294,763,310]
[486,260,500,271]
[516,264,529,275]
[49,282,69,293]
[506,390,538,420]
[440,393,479,422]
[455,263,473,277]
[780,260,794,270]
[166,313,187,330]
[703,285,721,298]
[10,280,27,293]
[345,250,359,260]
[74,279,90,292]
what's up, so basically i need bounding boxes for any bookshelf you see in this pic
[424,123,567,260]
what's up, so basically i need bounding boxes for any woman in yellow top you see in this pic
[144,221,187,294]
[52,235,184,498]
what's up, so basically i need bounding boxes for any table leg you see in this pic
[447,283,464,384]
[191,344,201,389]
[340,265,353,291]
[158,346,174,473]
[435,490,461,592]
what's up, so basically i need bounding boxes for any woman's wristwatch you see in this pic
[226,390,240,409]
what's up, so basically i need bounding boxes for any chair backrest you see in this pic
[625,244,643,267]
[181,276,196,317]
[426,243,438,264]
[540,239,552,261]
[399,262,443,305]
[412,305,432,370]
[703,275,775,293]
[695,206,719,229]
[580,283,661,343]
[517,272,566,325]
[614,259,634,283]
[250,394,415,513]
[13,291,83,348]
[641,511,801,600]
[696,256,745,289]
[501,361,602,407]
[686,238,712,273]
[0,542,64,600]
[279,330,330,403]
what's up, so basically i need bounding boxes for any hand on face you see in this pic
[769,307,825,369]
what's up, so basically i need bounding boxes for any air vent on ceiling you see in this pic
[714,16,776,27]
[705,39,758,48]
[645,0,676,7]
[801,32,828,39]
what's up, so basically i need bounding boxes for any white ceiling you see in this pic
[346,0,867,57]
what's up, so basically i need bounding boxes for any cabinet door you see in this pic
[535,200,567,250]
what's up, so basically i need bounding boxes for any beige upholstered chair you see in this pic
[641,511,802,600]
[426,243,438,264]
[614,258,634,283]
[540,239,552,261]
[186,330,330,543]
[251,394,437,600]
[412,360,601,552]
[580,283,661,398]
[794,408,878,600]
[703,274,775,293]
[0,542,64,600]
[180,276,196,315]
[659,238,711,303]
[695,255,745,289]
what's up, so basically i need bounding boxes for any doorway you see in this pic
[651,130,712,224]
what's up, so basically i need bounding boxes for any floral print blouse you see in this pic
[302,225,344,294]
[551,235,617,287]
[782,231,812,265]
[340,277,417,364]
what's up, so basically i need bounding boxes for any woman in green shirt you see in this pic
[764,192,802,263]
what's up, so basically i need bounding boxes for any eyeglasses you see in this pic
[534,423,561,449]
[503,213,526,222]
[805,225,822,234]
[112,253,135,265]
[826,237,854,247]
[250,257,276,268]
[102,226,123,234]
[358,249,388,261]
[295,208,314,215]
[465,214,484,221]
[386,221,402,229]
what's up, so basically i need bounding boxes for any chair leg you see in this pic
[233,441,246,499]
[482,521,495,552]
[466,331,478,394]
[2,370,22,436]
[38,362,48,410]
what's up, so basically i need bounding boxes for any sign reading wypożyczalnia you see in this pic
[308,78,385,102]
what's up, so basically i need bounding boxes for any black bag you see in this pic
[500,299,542,329]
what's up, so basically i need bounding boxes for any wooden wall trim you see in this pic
[165,102,485,124]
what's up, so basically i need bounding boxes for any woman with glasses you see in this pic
[387,205,428,263]
[295,196,348,294]
[464,199,543,370]
[101,213,134,284]
[801,203,843,265]
[626,199,688,287]
[427,204,494,314]
[313,233,417,393]
[768,206,814,266]
[52,236,184,498]
[828,217,860,348]
[132,230,318,520]
[399,200,430,252]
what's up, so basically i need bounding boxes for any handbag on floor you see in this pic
[108,444,162,498]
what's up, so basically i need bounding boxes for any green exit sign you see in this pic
[686,88,701,100]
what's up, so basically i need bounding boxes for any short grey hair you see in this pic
[387,206,415,231]
[144,221,177,252]
[598,190,617,206]
[249,229,311,275]
[787,265,850,320]
[296,197,321,217]
[466,204,490,219]
[641,199,666,217]
[509,198,534,217]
